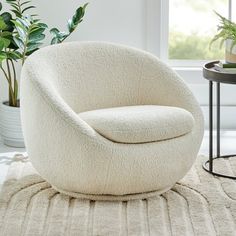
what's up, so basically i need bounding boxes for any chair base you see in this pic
[52,185,173,201]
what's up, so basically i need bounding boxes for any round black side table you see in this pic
[203,61,236,179]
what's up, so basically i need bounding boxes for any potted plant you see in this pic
[0,0,88,147]
[210,12,236,64]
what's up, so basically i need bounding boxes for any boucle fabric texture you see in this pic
[79,105,194,143]
[1,155,236,236]
[20,41,204,197]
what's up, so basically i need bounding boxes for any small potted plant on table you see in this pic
[0,0,88,147]
[211,12,236,64]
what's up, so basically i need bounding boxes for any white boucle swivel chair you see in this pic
[21,42,204,200]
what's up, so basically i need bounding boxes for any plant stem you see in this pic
[60,35,69,43]
[10,60,16,82]
[22,32,29,65]
[0,66,9,82]
[6,59,16,106]
[0,65,15,106]
[17,0,23,16]
[60,28,76,44]
[10,59,18,106]
[22,51,26,65]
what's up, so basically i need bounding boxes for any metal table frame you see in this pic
[202,61,236,179]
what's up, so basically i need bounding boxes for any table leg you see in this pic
[216,82,220,158]
[209,81,213,172]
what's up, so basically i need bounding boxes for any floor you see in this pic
[0,130,235,188]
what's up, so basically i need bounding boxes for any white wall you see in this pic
[36,0,147,47]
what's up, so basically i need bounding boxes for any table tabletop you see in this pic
[203,61,236,84]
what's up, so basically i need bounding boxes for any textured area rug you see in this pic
[0,155,236,236]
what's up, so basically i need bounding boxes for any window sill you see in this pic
[173,66,205,83]
[173,67,202,72]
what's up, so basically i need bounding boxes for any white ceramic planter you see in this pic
[0,101,25,147]
[226,39,236,63]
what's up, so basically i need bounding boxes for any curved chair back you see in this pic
[22,42,199,116]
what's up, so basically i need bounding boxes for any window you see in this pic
[169,0,228,61]
[147,0,234,67]
[232,0,236,22]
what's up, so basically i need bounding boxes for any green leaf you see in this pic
[9,3,19,8]
[22,5,35,13]
[210,11,236,52]
[6,0,17,2]
[51,37,59,45]
[1,12,14,32]
[83,3,89,11]
[1,13,12,23]
[0,31,12,37]
[18,17,31,28]
[0,40,5,51]
[8,51,21,60]
[30,26,46,35]
[3,38,11,48]
[0,20,7,30]
[25,47,37,56]
[37,22,47,28]
[12,20,27,40]
[70,4,88,31]
[21,1,31,6]
[12,18,29,30]
[29,32,45,43]
[0,52,7,64]
[67,19,74,32]
[13,36,24,50]
[11,10,21,18]
[50,27,60,35]
[0,17,7,30]
[50,3,88,45]
[10,4,20,12]
[6,0,36,18]
[12,15,48,60]
[27,41,42,52]
[57,31,68,39]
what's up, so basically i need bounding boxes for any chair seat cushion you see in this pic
[79,105,194,144]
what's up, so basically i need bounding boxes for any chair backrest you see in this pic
[22,42,200,121]
[22,41,197,114]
